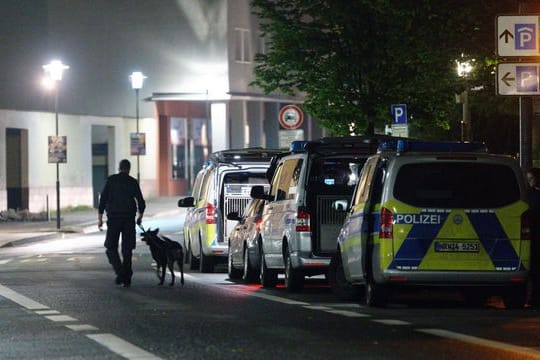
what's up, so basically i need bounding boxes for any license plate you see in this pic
[434,241,480,253]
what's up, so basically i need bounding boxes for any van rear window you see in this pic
[393,162,520,208]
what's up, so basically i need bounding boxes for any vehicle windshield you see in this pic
[393,162,520,208]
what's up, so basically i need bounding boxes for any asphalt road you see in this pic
[1,215,540,360]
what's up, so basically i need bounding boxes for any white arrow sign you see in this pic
[497,63,540,95]
[497,15,540,57]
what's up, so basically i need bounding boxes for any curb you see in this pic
[0,208,183,248]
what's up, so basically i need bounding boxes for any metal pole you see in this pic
[136,88,140,183]
[55,87,61,230]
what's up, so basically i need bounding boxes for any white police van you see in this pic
[251,136,392,291]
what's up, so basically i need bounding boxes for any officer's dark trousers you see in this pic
[104,217,136,282]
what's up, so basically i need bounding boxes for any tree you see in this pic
[252,0,519,144]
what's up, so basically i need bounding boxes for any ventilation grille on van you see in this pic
[316,195,348,253]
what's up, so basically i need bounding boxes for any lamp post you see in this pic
[456,58,473,142]
[43,60,69,230]
[130,71,146,183]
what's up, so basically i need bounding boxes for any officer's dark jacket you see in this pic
[98,172,146,218]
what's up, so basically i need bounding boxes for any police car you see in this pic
[329,140,531,308]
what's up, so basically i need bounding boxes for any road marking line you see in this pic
[372,319,410,325]
[304,305,331,311]
[86,333,163,360]
[324,309,370,318]
[65,324,99,331]
[35,310,60,315]
[248,291,310,305]
[417,328,540,358]
[45,314,78,322]
[0,283,49,310]
[0,259,13,264]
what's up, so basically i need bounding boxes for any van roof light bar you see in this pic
[378,139,488,153]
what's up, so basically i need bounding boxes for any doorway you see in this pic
[6,128,29,210]
[91,125,112,208]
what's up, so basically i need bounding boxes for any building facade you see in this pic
[0,0,325,212]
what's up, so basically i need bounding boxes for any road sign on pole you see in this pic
[390,104,407,124]
[497,63,540,95]
[497,15,540,57]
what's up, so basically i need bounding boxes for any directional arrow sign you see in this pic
[497,63,540,95]
[497,15,540,56]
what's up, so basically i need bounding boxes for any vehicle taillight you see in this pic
[380,207,393,239]
[296,210,311,232]
[206,203,216,224]
[521,210,531,241]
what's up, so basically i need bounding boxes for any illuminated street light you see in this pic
[456,57,473,142]
[43,60,69,230]
[130,71,146,183]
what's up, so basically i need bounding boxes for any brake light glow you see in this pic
[296,211,311,232]
[206,203,216,224]
[521,210,531,241]
[380,207,393,239]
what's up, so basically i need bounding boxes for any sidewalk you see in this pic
[0,196,183,248]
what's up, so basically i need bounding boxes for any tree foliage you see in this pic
[251,0,519,146]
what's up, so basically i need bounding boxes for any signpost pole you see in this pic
[519,1,533,169]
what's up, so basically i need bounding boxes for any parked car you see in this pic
[178,148,282,273]
[329,139,531,308]
[251,136,393,291]
[227,197,268,282]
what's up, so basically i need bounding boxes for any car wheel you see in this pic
[188,242,199,270]
[284,250,303,292]
[228,241,242,280]
[365,273,389,307]
[260,246,277,288]
[328,253,360,300]
[242,245,259,283]
[502,284,527,309]
[199,239,214,273]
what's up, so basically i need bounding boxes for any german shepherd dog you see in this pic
[139,227,184,286]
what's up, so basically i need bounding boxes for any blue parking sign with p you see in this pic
[391,104,407,125]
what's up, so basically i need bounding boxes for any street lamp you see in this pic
[130,71,146,183]
[456,57,473,142]
[43,60,69,230]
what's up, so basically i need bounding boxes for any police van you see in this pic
[178,148,282,273]
[329,140,531,308]
[251,136,393,291]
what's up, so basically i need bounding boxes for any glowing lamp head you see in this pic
[130,71,147,90]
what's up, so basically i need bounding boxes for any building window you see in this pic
[235,27,251,63]
[170,117,187,179]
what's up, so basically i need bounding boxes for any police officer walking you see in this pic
[98,159,145,287]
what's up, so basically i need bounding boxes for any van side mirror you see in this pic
[251,185,270,200]
[332,199,349,212]
[178,197,195,207]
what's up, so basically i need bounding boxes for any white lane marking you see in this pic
[417,329,540,358]
[0,259,13,264]
[248,291,310,305]
[303,305,331,311]
[0,283,49,310]
[324,309,370,318]
[372,319,411,325]
[45,314,78,322]
[86,333,163,360]
[65,324,99,331]
[35,310,60,315]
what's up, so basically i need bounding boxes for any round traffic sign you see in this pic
[279,105,304,129]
